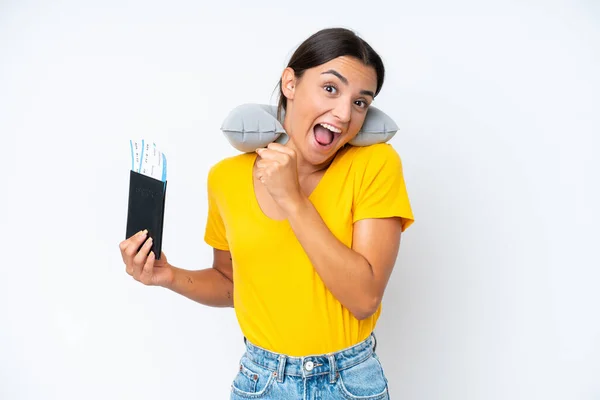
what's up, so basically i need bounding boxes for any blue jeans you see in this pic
[230,333,390,399]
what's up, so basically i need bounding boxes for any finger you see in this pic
[257,149,289,161]
[266,142,294,156]
[132,237,153,279]
[256,147,289,162]
[121,230,147,277]
[120,239,132,267]
[140,251,155,285]
[125,240,141,275]
[133,236,153,267]
[255,158,276,175]
[255,159,265,169]
[254,165,271,184]
[122,230,148,261]
[255,158,278,171]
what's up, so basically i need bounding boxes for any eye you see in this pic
[355,100,369,109]
[324,84,337,94]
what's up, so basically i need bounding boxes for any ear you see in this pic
[280,67,296,101]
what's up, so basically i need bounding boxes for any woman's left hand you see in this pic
[255,143,304,213]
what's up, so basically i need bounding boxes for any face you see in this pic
[280,56,378,168]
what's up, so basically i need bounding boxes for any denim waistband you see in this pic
[242,333,377,382]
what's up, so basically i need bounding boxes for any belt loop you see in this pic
[372,332,377,353]
[276,355,286,383]
[328,354,337,383]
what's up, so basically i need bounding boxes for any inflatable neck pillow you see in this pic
[220,104,399,153]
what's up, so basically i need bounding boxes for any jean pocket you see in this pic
[337,354,389,400]
[231,356,275,399]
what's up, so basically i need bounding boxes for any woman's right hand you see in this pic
[119,229,174,287]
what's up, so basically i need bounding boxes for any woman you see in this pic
[119,27,414,399]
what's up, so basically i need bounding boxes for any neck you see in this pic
[283,137,335,181]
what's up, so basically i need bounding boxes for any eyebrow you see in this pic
[321,69,375,98]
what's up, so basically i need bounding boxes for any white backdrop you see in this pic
[1,1,599,399]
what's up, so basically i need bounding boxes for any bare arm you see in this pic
[253,143,404,321]
[120,230,234,308]
[287,198,402,320]
[164,248,234,308]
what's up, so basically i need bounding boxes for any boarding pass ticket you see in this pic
[130,139,167,182]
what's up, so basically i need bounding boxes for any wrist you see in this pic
[282,194,311,220]
[160,264,177,289]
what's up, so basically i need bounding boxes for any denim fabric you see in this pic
[230,333,390,399]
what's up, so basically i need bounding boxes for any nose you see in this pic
[332,100,352,124]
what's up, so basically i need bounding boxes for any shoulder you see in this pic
[337,143,403,172]
[208,152,254,177]
[207,152,255,188]
[352,142,400,158]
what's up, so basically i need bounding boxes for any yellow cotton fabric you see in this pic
[204,143,414,356]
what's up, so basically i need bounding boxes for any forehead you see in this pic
[306,56,377,91]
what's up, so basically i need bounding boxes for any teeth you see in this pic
[319,123,341,134]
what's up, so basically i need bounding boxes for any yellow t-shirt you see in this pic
[204,143,414,356]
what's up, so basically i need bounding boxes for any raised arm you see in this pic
[286,204,402,319]
[254,143,412,320]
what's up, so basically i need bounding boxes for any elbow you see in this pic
[351,295,382,321]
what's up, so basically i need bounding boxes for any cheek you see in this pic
[349,113,367,133]
[298,98,324,130]
[294,89,319,119]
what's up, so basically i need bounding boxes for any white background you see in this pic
[1,1,599,399]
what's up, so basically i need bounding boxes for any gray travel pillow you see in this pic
[221,103,399,153]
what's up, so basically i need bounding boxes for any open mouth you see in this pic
[313,123,341,148]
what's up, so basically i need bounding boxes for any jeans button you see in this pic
[305,361,314,371]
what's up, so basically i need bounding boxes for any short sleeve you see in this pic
[203,165,230,250]
[352,144,414,231]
